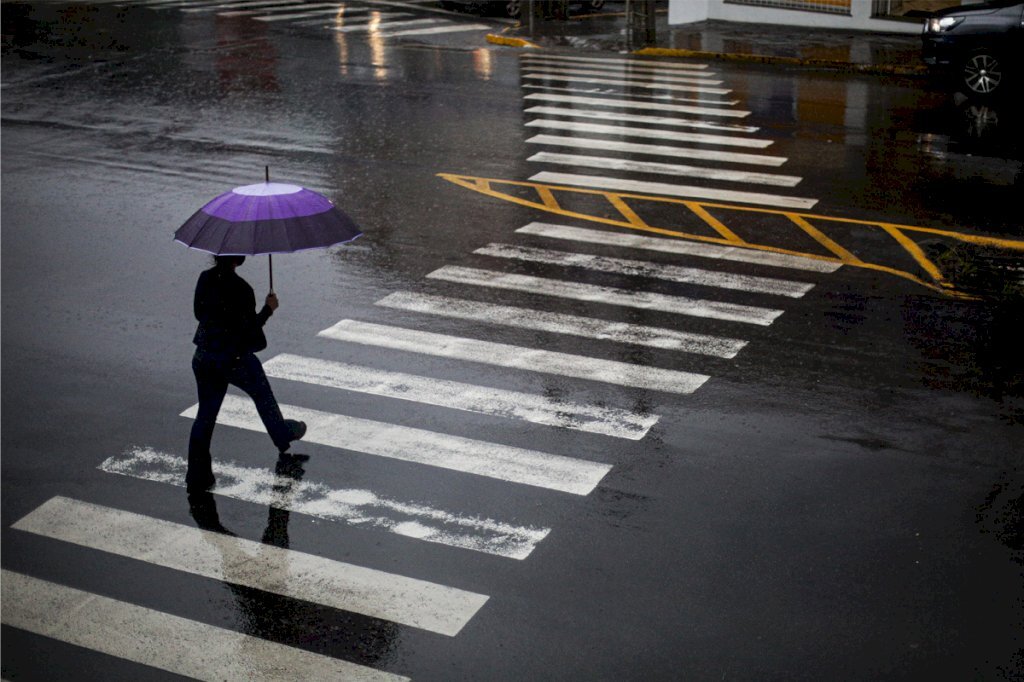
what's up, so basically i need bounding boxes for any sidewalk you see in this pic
[488,9,928,76]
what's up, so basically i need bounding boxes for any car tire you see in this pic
[961,50,1005,98]
[505,0,521,18]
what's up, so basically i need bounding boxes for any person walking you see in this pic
[187,255,306,492]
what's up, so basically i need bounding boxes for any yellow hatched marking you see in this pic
[536,185,561,211]
[686,202,744,243]
[878,222,951,289]
[438,173,1024,298]
[787,214,863,264]
[607,194,648,228]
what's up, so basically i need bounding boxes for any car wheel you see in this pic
[962,51,1004,97]
[505,0,521,17]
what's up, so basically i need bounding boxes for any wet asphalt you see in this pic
[2,2,1023,680]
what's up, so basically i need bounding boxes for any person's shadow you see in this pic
[186,453,399,667]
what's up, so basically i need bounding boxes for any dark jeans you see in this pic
[187,349,299,488]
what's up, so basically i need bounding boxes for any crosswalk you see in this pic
[4,52,845,679]
[101,0,497,42]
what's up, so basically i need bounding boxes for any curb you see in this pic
[486,33,540,48]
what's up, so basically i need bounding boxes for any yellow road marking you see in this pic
[438,173,1024,298]
[786,214,863,264]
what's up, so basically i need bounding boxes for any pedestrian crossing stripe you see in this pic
[262,353,659,440]
[516,222,842,273]
[524,93,750,119]
[181,394,614,495]
[11,496,489,636]
[181,0,299,13]
[523,72,733,97]
[383,22,491,37]
[523,66,726,87]
[320,319,712,395]
[522,84,741,107]
[521,53,711,71]
[375,291,748,358]
[530,171,819,210]
[474,242,814,296]
[330,17,437,32]
[218,1,345,16]
[525,119,774,148]
[524,106,759,134]
[102,446,550,558]
[526,134,787,167]
[528,151,801,187]
[427,266,783,325]
[253,7,361,21]
[522,57,721,78]
[1,570,410,681]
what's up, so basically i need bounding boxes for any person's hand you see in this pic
[266,293,279,311]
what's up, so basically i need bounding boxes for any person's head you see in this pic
[213,255,245,269]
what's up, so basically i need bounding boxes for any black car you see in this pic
[922,0,1024,98]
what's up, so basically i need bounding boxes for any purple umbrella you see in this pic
[174,170,362,291]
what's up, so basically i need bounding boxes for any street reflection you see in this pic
[332,6,349,77]
[472,47,493,81]
[187,454,400,669]
[367,12,388,80]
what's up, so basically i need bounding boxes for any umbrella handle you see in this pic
[268,253,274,294]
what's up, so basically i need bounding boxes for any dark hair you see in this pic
[213,255,246,267]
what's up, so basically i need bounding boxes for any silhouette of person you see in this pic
[187,255,306,492]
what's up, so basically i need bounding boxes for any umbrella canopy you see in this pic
[174,181,362,255]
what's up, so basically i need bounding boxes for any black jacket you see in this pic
[192,265,272,357]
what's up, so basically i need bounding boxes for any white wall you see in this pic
[668,0,925,33]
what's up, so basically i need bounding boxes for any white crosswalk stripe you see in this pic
[530,171,819,210]
[182,0,297,13]
[522,53,711,71]
[523,72,733,96]
[102,446,550,559]
[522,57,721,78]
[523,83,741,106]
[376,291,748,358]
[218,1,343,17]
[2,570,409,681]
[528,151,802,187]
[427,265,783,325]
[516,222,842,273]
[523,66,726,87]
[526,134,787,167]
[474,243,814,297]
[318,319,711,395]
[254,8,354,21]
[383,22,491,37]
[11,496,489,636]
[329,17,438,33]
[524,92,751,118]
[525,119,774,148]
[182,394,614,495]
[261,353,658,440]
[525,105,759,133]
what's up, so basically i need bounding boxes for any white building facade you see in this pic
[667,0,976,33]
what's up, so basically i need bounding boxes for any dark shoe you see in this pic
[186,474,216,493]
[278,420,307,453]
